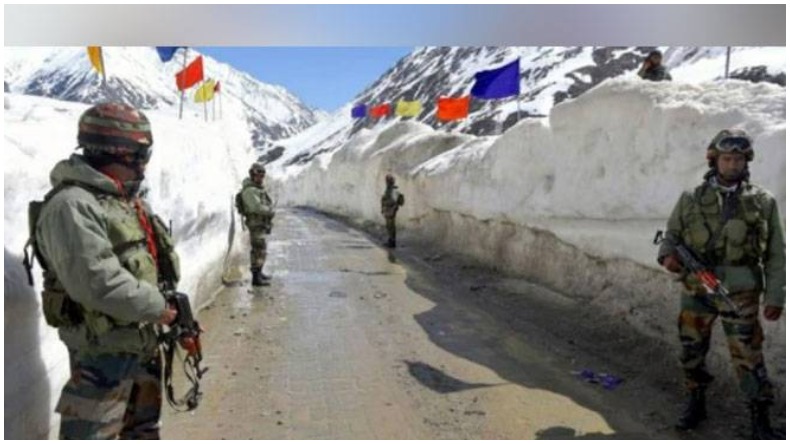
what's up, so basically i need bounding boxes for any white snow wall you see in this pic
[4,94,252,438]
[278,79,786,399]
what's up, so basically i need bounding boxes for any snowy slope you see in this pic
[275,78,786,394]
[4,46,322,147]
[267,46,785,170]
[4,93,255,439]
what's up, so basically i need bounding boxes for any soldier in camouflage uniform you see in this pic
[657,129,784,438]
[380,174,405,248]
[638,49,672,82]
[28,103,180,439]
[238,162,275,286]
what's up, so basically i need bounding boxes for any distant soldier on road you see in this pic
[380,174,405,248]
[236,162,275,286]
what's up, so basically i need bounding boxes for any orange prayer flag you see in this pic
[436,96,470,121]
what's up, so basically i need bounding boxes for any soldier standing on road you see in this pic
[380,173,405,248]
[657,129,784,439]
[237,162,275,286]
[27,103,180,439]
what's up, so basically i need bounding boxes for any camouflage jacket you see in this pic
[34,154,179,356]
[658,179,785,306]
[240,178,274,231]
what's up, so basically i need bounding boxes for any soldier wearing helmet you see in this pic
[27,103,180,438]
[380,173,405,248]
[657,129,784,438]
[236,162,275,286]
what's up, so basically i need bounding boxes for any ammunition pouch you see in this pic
[41,287,84,328]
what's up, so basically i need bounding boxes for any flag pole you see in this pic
[179,48,188,120]
[724,46,731,79]
[500,97,507,134]
[202,81,208,122]
[517,94,522,122]
[212,93,216,121]
[516,58,522,123]
[498,98,504,135]
[219,88,223,119]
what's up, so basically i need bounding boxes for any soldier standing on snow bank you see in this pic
[657,129,784,439]
[638,49,672,81]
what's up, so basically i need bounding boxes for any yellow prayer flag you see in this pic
[193,79,217,103]
[86,46,104,75]
[395,99,422,117]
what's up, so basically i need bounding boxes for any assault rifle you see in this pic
[161,290,208,411]
[654,230,739,314]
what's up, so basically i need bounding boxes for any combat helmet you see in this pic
[706,129,754,167]
[78,102,153,166]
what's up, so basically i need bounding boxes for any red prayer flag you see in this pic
[436,96,470,121]
[370,103,391,118]
[175,56,204,91]
[214,80,221,93]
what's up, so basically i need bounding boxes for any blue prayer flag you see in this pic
[351,104,367,118]
[471,58,520,99]
[156,47,183,63]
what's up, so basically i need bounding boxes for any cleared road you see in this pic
[163,208,760,439]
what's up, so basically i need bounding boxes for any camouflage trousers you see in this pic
[57,350,163,439]
[385,216,397,245]
[678,290,774,402]
[249,228,268,268]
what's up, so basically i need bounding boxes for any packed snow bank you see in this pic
[276,79,786,397]
[4,94,253,438]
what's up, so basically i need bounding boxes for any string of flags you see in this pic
[83,47,523,128]
[351,58,522,124]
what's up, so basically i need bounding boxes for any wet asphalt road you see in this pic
[162,208,773,439]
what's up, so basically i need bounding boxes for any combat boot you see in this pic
[749,401,779,439]
[251,267,268,287]
[675,387,707,431]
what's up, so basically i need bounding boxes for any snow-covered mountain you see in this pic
[266,46,785,170]
[4,47,323,147]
